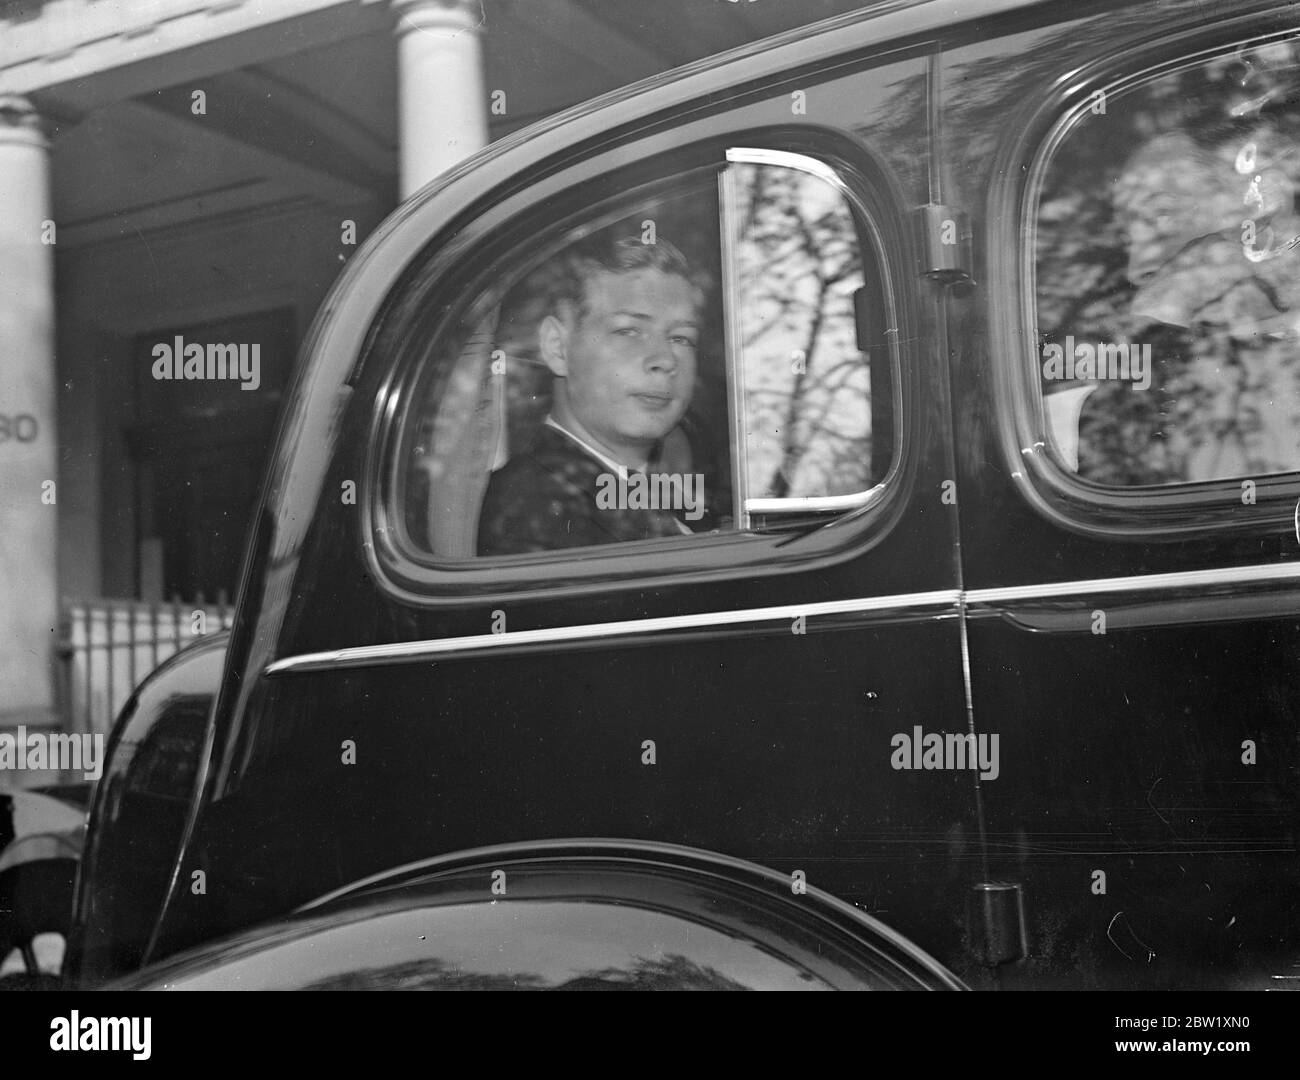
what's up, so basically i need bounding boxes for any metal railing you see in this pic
[58,597,235,736]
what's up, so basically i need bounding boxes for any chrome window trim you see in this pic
[718,162,752,532]
[748,484,886,515]
[726,146,855,193]
[965,560,1300,605]
[264,559,1300,675]
[264,587,963,675]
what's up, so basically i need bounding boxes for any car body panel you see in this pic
[115,841,965,991]
[940,1,1300,989]
[66,631,228,986]
[144,9,985,983]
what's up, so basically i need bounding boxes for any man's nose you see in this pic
[644,334,678,373]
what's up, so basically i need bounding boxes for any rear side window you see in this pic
[1033,35,1300,487]
[392,146,892,561]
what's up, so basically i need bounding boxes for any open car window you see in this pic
[392,146,892,562]
[724,148,886,531]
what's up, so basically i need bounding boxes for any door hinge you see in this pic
[916,203,973,284]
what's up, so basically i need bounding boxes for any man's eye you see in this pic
[672,335,698,348]
[614,326,642,337]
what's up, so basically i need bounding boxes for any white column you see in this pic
[393,0,489,199]
[0,96,58,732]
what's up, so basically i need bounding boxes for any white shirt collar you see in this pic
[545,416,642,478]
[543,416,695,536]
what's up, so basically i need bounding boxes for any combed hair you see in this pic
[547,225,704,321]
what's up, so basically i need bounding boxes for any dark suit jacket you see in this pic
[477,425,702,556]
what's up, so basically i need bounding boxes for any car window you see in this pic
[723,149,883,530]
[393,147,890,561]
[1033,34,1300,487]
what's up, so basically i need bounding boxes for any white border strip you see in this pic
[265,588,963,674]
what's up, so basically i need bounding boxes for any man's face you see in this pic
[549,267,700,464]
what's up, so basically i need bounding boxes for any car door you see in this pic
[151,22,988,980]
[943,0,1300,990]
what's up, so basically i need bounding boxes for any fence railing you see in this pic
[58,598,235,736]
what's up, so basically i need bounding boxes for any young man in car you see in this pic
[477,228,715,556]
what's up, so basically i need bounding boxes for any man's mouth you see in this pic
[632,391,674,409]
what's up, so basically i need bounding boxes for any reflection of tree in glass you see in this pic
[1031,39,1300,485]
[870,16,1300,486]
[301,952,754,990]
[303,957,550,990]
[732,163,872,499]
[555,953,753,990]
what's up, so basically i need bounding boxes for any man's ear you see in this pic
[538,313,570,377]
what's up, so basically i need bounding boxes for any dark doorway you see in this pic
[127,308,295,601]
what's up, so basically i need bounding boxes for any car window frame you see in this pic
[363,125,920,606]
[989,13,1300,540]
